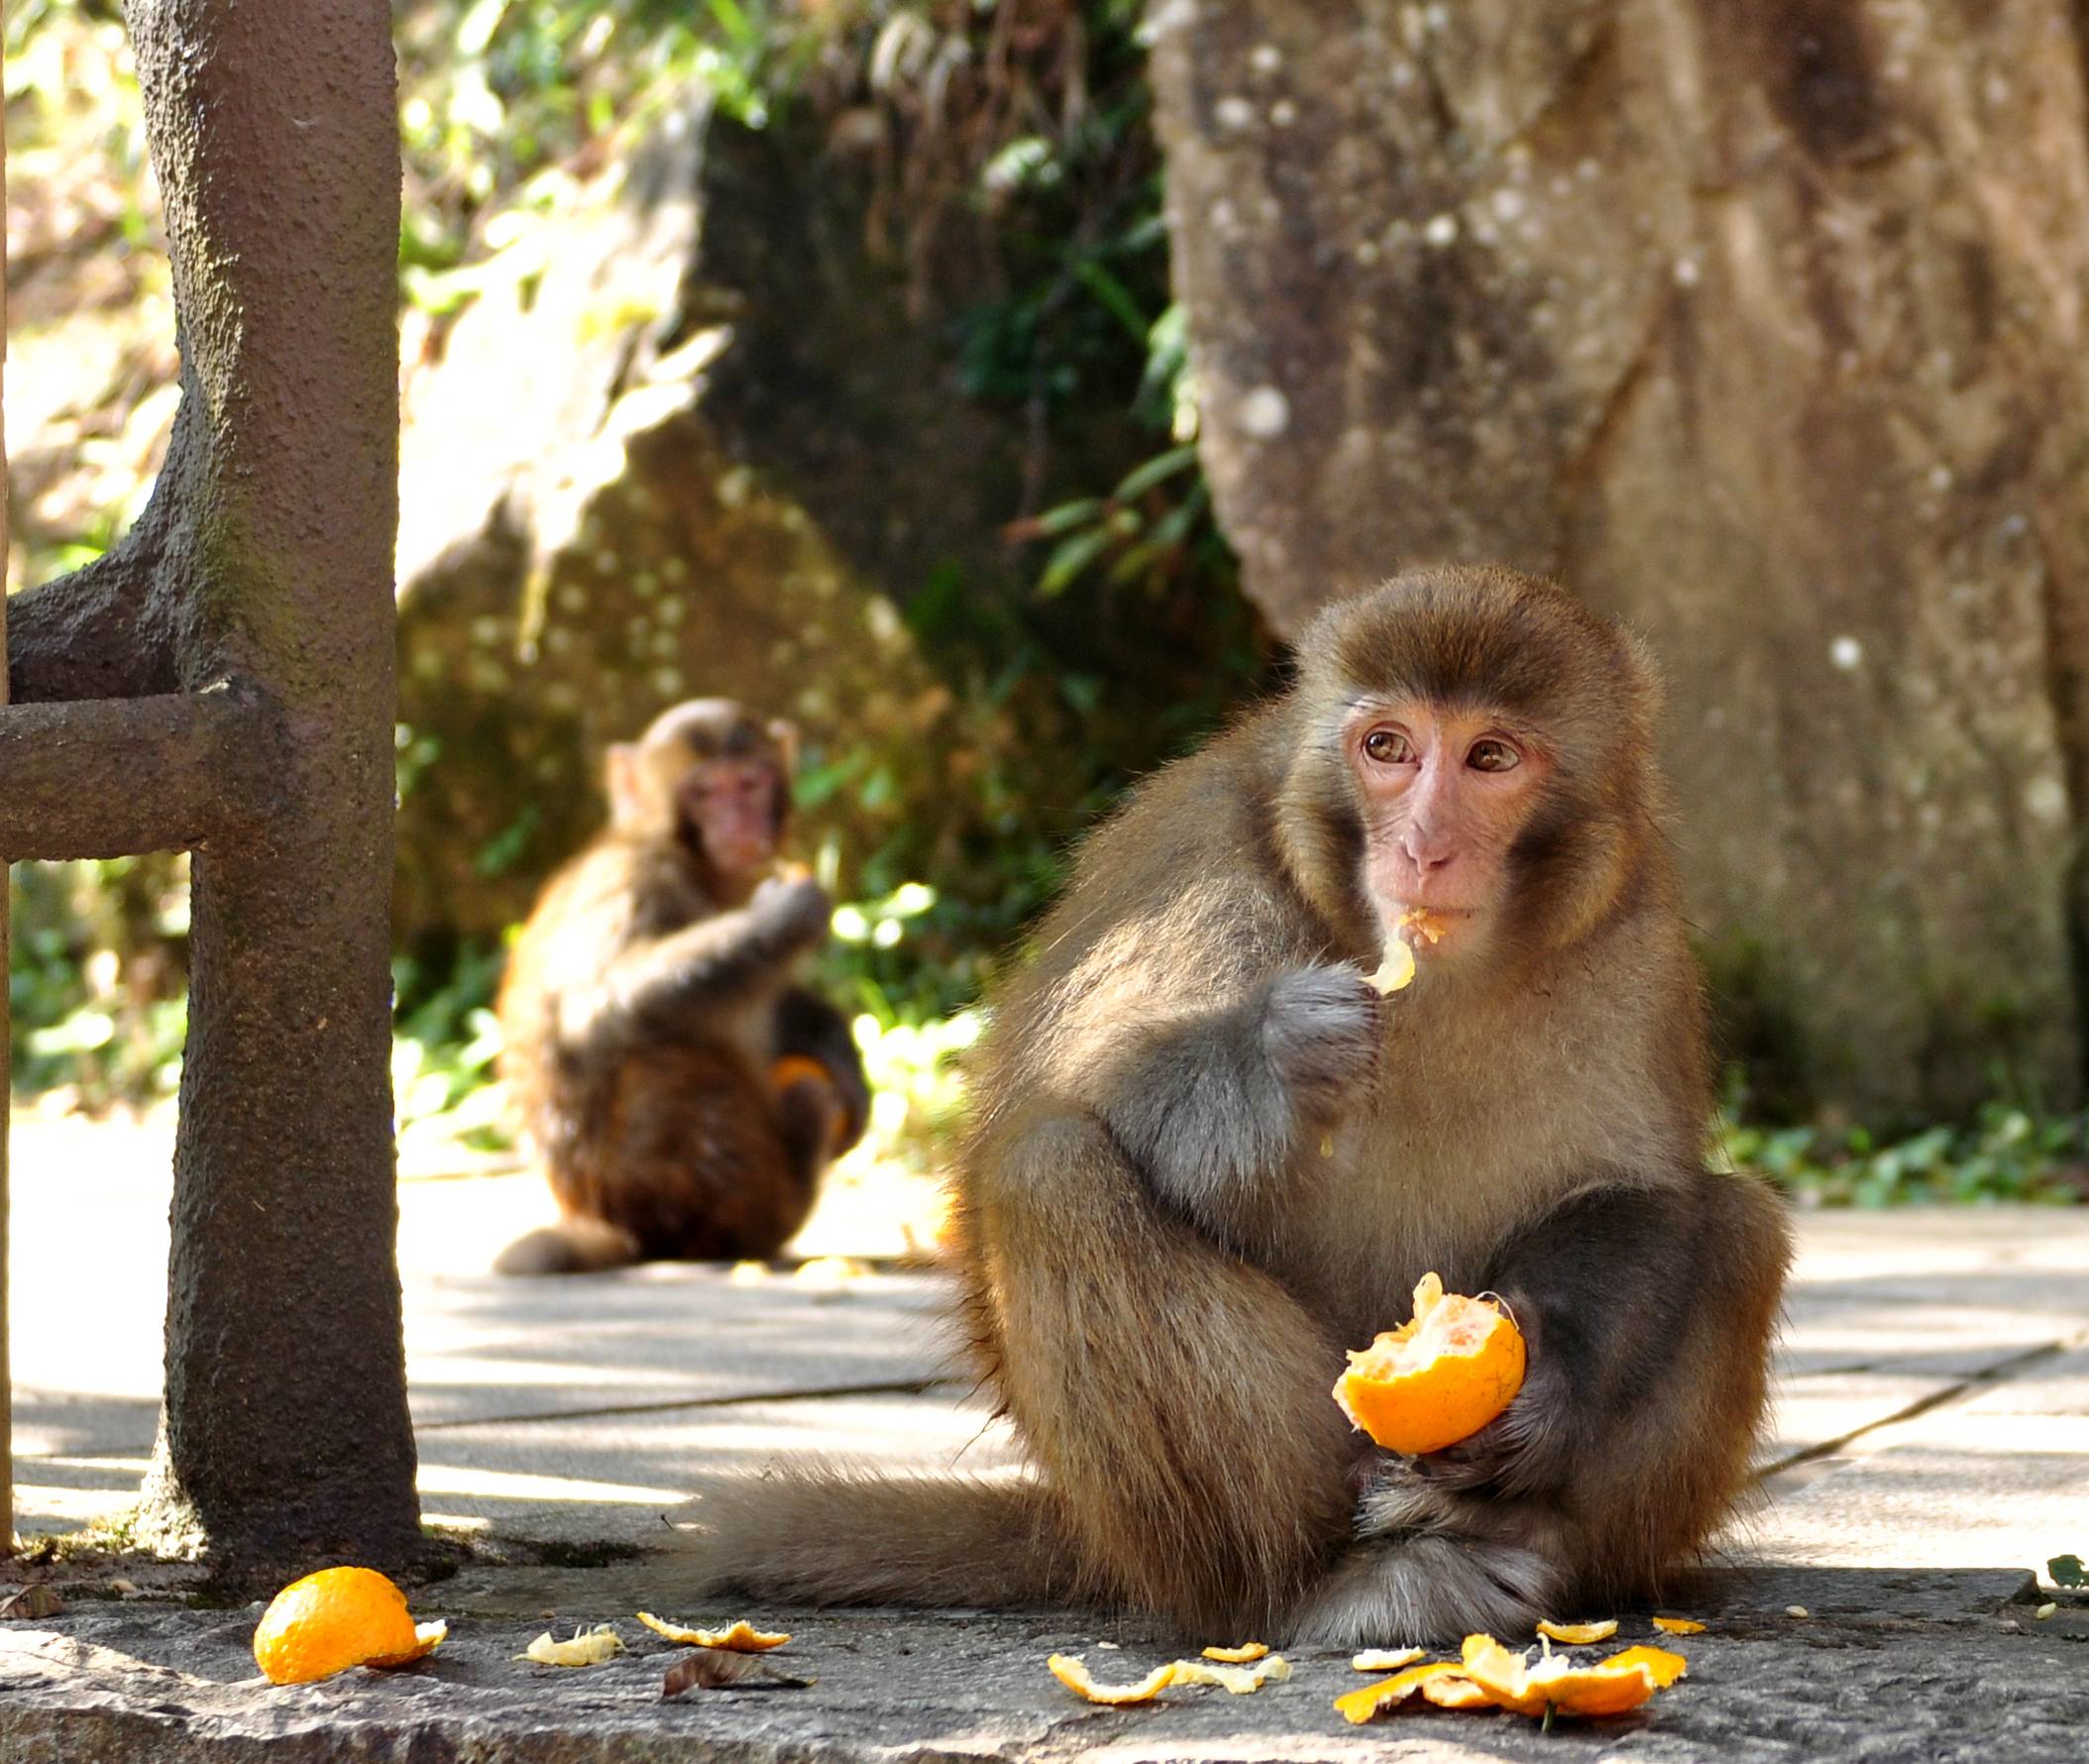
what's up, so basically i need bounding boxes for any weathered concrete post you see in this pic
[0,0,418,1575]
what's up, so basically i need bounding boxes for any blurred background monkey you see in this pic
[494,699,869,1274]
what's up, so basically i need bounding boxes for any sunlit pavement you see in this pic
[6,1113,2089,1760]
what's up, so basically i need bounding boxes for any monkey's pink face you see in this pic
[680,758,783,882]
[1346,701,1549,958]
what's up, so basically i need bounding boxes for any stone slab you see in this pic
[2,1568,2081,1764]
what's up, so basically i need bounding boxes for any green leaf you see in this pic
[1072,259,1151,346]
[1038,527,1115,598]
[1027,497,1106,538]
[2051,1554,2085,1587]
[1111,444,1200,502]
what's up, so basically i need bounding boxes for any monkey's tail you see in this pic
[674,1464,1082,1611]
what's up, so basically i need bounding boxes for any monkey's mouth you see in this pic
[1394,906,1481,953]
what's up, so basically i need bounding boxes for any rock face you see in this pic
[1150,0,2089,1116]
[392,113,979,944]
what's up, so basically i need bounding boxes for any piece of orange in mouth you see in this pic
[1333,1272,1527,1456]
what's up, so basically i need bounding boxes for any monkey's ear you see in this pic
[605,742,645,827]
[767,717,800,776]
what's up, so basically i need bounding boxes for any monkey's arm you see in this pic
[560,874,830,1046]
[1093,963,1378,1219]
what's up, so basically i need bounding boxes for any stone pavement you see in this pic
[5,1114,2088,1759]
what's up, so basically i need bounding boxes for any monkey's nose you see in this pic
[1401,833,1455,873]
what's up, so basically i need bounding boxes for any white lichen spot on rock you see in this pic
[1269,99,1298,127]
[1928,464,1953,494]
[1356,239,1380,265]
[1829,636,1863,672]
[1423,212,1459,248]
[2024,775,2069,827]
[556,585,589,613]
[866,599,904,643]
[1674,257,1702,287]
[471,616,505,647]
[1215,94,1256,132]
[717,467,753,507]
[651,667,684,698]
[1238,386,1291,439]
[1250,43,1283,74]
[1490,187,1525,224]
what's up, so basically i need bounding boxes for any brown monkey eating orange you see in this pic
[1334,1273,1526,1456]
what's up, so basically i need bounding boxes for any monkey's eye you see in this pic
[1362,728,1414,765]
[1467,738,1520,773]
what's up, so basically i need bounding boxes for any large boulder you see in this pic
[1150,0,2089,1117]
[392,113,992,944]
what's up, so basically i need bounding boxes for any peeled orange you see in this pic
[1333,1272,1526,1455]
[252,1567,445,1686]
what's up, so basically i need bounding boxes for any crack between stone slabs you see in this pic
[1757,1331,2083,1481]
[414,1376,969,1432]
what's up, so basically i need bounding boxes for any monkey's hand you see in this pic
[750,872,833,947]
[1100,964,1378,1220]
[1258,964,1382,1125]
[1408,1291,1575,1500]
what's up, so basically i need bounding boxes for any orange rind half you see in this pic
[1333,1272,1527,1456]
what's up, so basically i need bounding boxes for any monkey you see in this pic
[676,565,1792,1645]
[493,699,870,1275]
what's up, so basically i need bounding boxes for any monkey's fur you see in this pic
[681,569,1791,1643]
[495,701,868,1275]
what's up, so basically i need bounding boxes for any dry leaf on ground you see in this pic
[661,1650,814,1698]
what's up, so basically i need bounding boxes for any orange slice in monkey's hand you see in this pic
[1333,1272,1526,1456]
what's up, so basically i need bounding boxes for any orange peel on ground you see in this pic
[519,1625,625,1667]
[1652,1617,1705,1635]
[1460,1633,1686,1718]
[252,1567,444,1686]
[1201,1642,1269,1663]
[1536,1618,1619,1644]
[1350,1646,1425,1672]
[1334,1660,1469,1723]
[636,1613,790,1651]
[1334,1272,1527,1456]
[1048,1655,1178,1705]
[1172,1655,1292,1694]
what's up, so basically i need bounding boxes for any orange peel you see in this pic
[1334,1660,1467,1723]
[252,1567,442,1687]
[1652,1616,1705,1635]
[519,1624,625,1667]
[1201,1642,1269,1663]
[636,1612,790,1651]
[1369,940,1416,993]
[1048,1655,1177,1705]
[1460,1632,1686,1717]
[1333,1272,1527,1456]
[1350,1646,1424,1672]
[1536,1618,1618,1644]
[1172,1655,1291,1694]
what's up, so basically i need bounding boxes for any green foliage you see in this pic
[2050,1555,2085,1589]
[1720,1102,2088,1206]
[391,941,513,1156]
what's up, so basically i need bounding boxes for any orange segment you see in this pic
[1333,1273,1527,1456]
[1652,1616,1705,1635]
[252,1567,427,1686]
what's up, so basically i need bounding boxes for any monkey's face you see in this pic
[676,754,786,884]
[1344,699,1550,961]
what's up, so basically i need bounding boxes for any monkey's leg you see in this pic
[985,1112,1361,1634]
[1292,1170,1791,1643]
